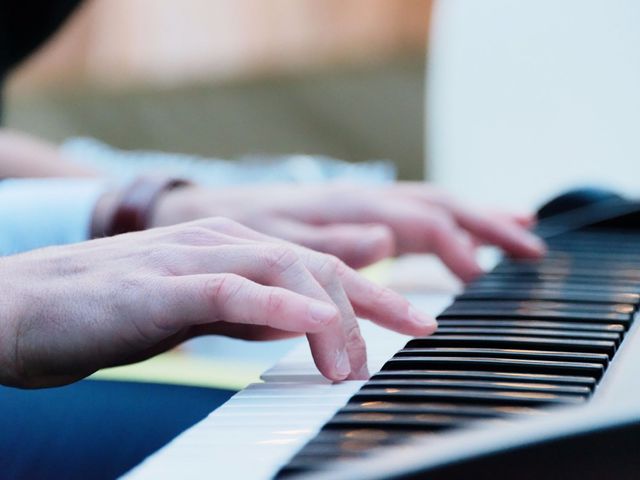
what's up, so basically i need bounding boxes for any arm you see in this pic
[0,128,545,279]
[0,129,97,178]
[0,129,121,253]
[0,218,435,388]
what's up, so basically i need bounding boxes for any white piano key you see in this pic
[126,290,457,480]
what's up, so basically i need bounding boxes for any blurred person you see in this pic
[0,1,545,479]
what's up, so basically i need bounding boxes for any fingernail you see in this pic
[524,233,546,254]
[335,349,351,379]
[359,226,392,250]
[409,306,438,329]
[309,302,338,324]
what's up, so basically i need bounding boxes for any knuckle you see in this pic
[205,274,243,313]
[315,254,345,282]
[118,274,148,295]
[206,216,240,233]
[369,283,399,307]
[144,244,174,267]
[424,212,456,245]
[264,246,300,273]
[264,289,286,316]
[345,324,367,355]
[171,225,214,245]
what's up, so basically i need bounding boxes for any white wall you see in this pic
[427,0,640,211]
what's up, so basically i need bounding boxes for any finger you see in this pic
[265,219,395,269]
[181,243,354,381]
[156,273,339,334]
[281,194,482,280]
[506,212,537,229]
[157,220,362,381]
[394,187,545,258]
[368,201,484,281]
[424,215,484,282]
[192,322,303,341]
[449,207,545,258]
[298,255,368,379]
[301,250,438,337]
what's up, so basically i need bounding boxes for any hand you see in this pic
[0,218,435,388]
[152,182,546,281]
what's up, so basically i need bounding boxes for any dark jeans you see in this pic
[0,380,235,479]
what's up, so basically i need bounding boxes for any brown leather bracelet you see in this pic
[104,176,192,237]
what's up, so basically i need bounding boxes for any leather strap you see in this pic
[104,176,192,237]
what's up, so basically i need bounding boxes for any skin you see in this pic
[150,182,546,280]
[0,217,436,389]
[0,129,546,388]
[0,128,544,281]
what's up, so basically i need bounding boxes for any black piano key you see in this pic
[431,327,620,341]
[547,238,640,252]
[542,251,640,264]
[351,388,586,406]
[475,272,640,289]
[457,288,640,305]
[404,335,616,356]
[394,348,609,366]
[468,277,640,294]
[281,449,366,467]
[442,300,633,315]
[503,256,640,269]
[276,226,640,480]
[432,329,621,347]
[283,431,435,470]
[296,437,412,455]
[340,401,535,417]
[382,357,604,379]
[492,263,640,280]
[361,379,591,396]
[325,412,473,431]
[339,401,543,418]
[437,308,631,324]
[495,254,640,277]
[311,428,426,445]
[371,370,596,387]
[435,319,625,333]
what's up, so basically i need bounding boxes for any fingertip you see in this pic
[510,212,536,227]
[348,225,395,268]
[459,265,485,283]
[333,349,352,380]
[518,232,547,258]
[308,301,340,326]
[408,306,438,335]
[368,224,395,253]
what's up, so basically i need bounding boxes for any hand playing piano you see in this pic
[0,218,435,389]
[152,182,545,281]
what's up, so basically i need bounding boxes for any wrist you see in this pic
[0,256,27,386]
[90,189,120,239]
[92,176,193,237]
[150,185,210,228]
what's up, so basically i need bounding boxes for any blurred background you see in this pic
[4,0,433,181]
[5,0,639,387]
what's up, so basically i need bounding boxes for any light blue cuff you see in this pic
[0,178,109,255]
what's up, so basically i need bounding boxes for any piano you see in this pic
[125,188,640,479]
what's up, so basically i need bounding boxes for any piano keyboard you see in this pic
[125,227,640,480]
[276,229,640,478]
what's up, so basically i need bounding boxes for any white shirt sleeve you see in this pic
[0,178,108,255]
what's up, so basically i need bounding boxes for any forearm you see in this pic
[0,129,98,178]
